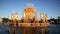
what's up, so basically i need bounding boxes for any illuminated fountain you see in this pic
[11,12,19,21]
[22,3,37,34]
[45,14,48,23]
[40,12,49,23]
[22,3,36,23]
[9,3,50,34]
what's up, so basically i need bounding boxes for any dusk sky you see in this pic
[0,0,60,19]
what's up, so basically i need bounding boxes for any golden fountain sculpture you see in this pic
[10,3,50,27]
[10,3,50,34]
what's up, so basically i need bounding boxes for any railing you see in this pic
[12,23,50,27]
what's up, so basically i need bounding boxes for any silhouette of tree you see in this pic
[2,18,9,23]
[57,16,60,22]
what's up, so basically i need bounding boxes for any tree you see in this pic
[2,18,9,23]
[57,16,60,22]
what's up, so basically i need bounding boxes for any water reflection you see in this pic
[0,23,60,34]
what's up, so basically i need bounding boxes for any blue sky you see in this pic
[0,0,60,19]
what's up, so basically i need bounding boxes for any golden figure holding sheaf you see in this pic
[11,12,19,21]
[23,8,36,20]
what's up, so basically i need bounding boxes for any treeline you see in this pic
[48,16,60,24]
[2,16,60,23]
[2,18,10,23]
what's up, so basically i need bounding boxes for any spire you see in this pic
[26,2,35,9]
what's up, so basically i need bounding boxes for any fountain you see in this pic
[9,3,50,34]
